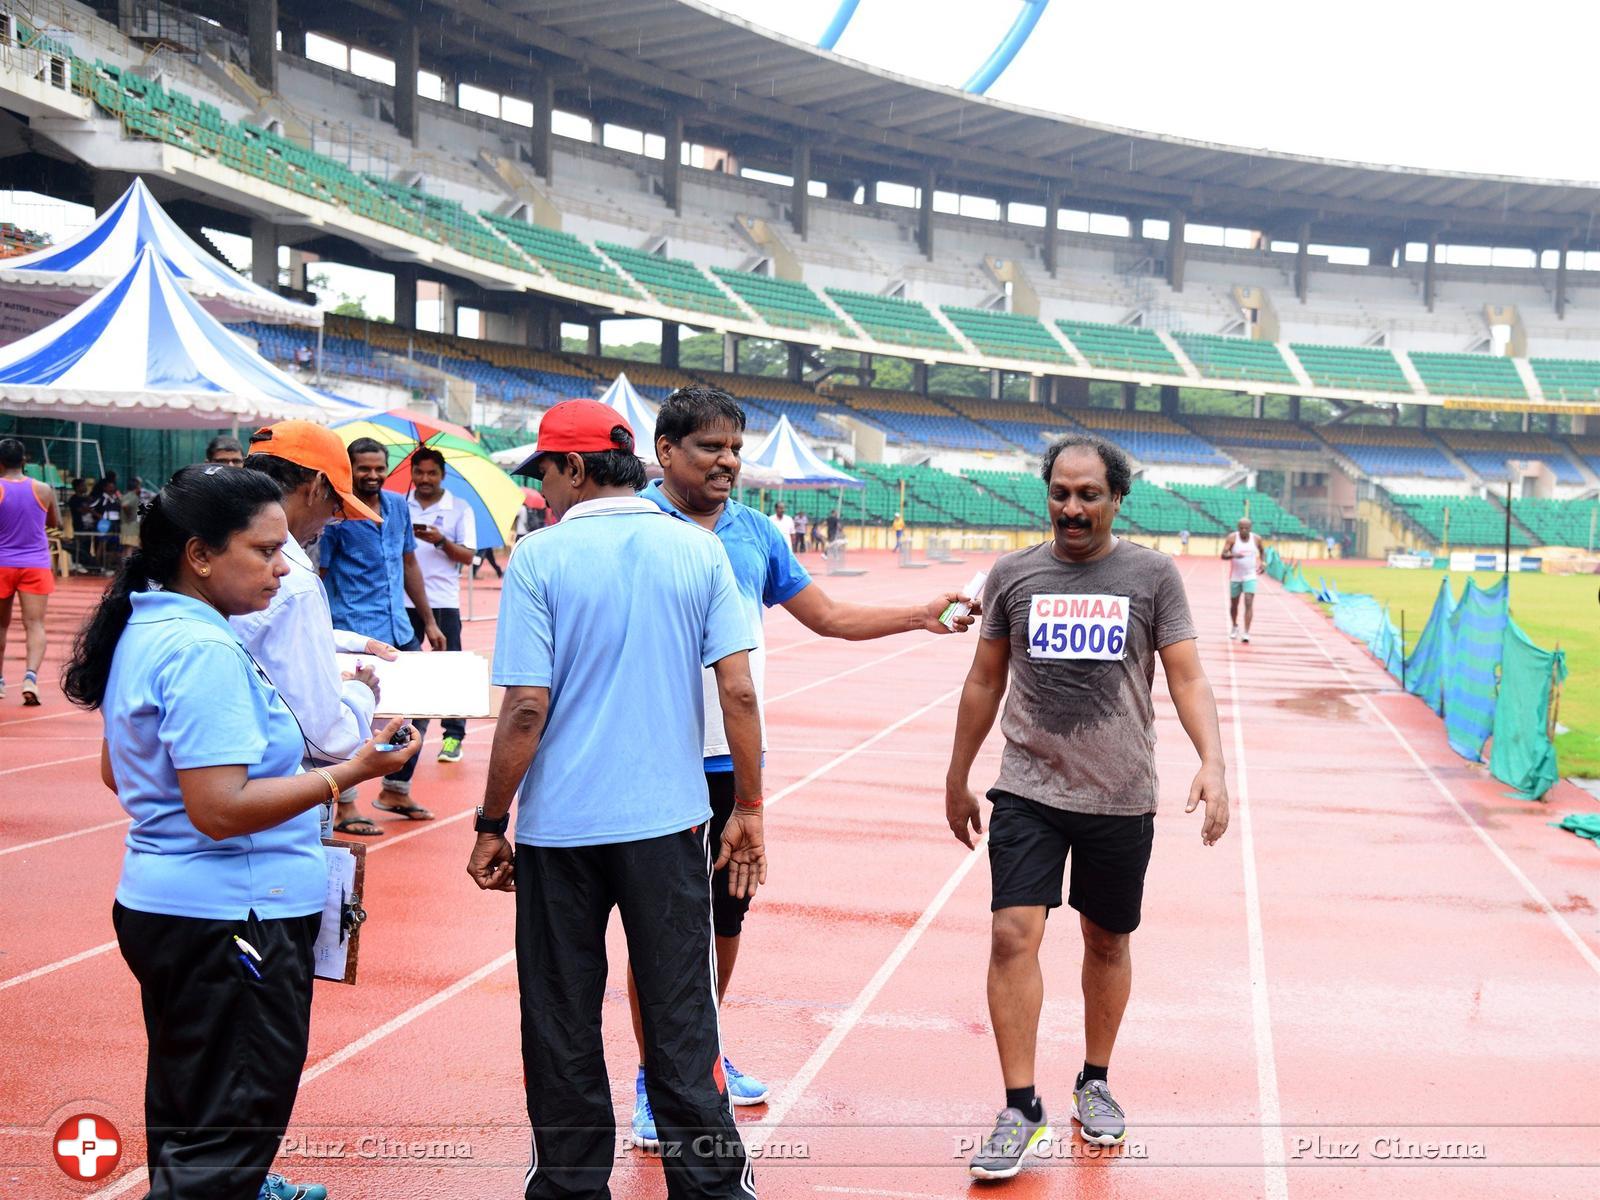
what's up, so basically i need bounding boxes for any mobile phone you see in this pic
[374,725,413,753]
[413,523,431,536]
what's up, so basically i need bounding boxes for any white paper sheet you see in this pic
[335,650,492,719]
[313,843,359,983]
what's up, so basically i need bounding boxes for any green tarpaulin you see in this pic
[1489,620,1567,799]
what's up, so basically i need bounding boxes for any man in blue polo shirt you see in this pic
[622,383,981,1145]
[318,436,445,835]
[469,400,762,1200]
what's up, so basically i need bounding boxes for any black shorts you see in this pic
[707,771,753,939]
[986,789,1155,934]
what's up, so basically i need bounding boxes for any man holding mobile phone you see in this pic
[405,446,475,764]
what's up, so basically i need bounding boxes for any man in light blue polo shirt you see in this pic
[469,400,762,1200]
[318,436,445,834]
[624,383,982,1143]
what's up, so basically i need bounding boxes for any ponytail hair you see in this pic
[63,464,284,709]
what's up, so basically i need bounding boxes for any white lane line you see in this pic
[766,640,928,706]
[1280,595,1600,980]
[767,686,961,810]
[0,817,128,857]
[0,941,117,992]
[0,752,97,777]
[1224,640,1289,1200]
[298,951,516,1086]
[363,807,473,853]
[0,708,84,728]
[745,836,987,1153]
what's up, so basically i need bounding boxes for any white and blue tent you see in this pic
[745,414,862,487]
[0,177,318,337]
[596,372,661,462]
[0,246,359,428]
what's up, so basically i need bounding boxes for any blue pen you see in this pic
[238,952,262,981]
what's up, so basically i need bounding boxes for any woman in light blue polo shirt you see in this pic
[64,464,418,1200]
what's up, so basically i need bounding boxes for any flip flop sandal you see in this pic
[333,816,385,837]
[372,798,435,821]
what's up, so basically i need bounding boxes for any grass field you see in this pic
[1297,565,1599,777]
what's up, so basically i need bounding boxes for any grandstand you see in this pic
[1390,494,1533,547]
[6,0,1600,560]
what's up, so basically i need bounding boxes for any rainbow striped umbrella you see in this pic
[334,410,522,549]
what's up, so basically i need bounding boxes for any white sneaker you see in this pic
[1242,631,1251,643]
[1230,625,1239,641]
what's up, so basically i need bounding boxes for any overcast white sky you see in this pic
[706,0,1598,183]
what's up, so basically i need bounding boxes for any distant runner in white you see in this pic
[1221,516,1266,643]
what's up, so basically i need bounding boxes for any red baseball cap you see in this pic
[512,401,634,475]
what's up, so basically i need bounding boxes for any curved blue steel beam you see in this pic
[817,0,861,50]
[963,0,1050,94]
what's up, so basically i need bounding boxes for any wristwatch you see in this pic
[474,806,510,836]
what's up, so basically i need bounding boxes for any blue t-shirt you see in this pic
[492,496,756,847]
[318,489,415,647]
[105,590,324,920]
[641,481,812,771]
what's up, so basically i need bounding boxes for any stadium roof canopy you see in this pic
[305,0,1600,250]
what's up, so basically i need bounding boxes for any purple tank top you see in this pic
[0,477,49,568]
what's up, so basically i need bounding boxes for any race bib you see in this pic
[1027,593,1129,661]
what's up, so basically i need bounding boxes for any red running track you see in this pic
[2,551,1598,1199]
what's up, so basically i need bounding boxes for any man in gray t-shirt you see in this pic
[945,435,1230,1181]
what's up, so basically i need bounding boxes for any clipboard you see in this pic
[314,838,368,985]
[335,650,492,719]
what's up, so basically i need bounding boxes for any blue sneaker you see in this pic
[723,1056,769,1106]
[630,1066,660,1151]
[259,1173,327,1200]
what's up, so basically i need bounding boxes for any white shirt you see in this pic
[771,512,795,540]
[230,535,376,765]
[406,490,476,611]
[1229,533,1260,582]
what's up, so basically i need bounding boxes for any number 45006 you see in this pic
[1030,622,1125,657]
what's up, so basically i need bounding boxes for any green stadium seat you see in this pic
[824,289,961,353]
[941,307,1069,364]
[1055,320,1183,374]
[1171,332,1295,384]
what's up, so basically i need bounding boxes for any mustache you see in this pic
[1056,517,1092,529]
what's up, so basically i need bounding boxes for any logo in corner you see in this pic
[53,1113,122,1181]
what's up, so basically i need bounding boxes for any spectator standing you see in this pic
[405,446,475,765]
[793,511,808,554]
[770,500,794,548]
[63,464,418,1200]
[317,437,446,834]
[66,476,94,572]
[206,435,245,467]
[92,474,122,566]
[826,508,842,545]
[472,400,763,1198]
[119,476,153,552]
[0,438,60,705]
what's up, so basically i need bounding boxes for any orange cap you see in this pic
[248,421,380,522]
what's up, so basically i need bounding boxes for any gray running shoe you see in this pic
[1072,1078,1126,1144]
[968,1106,1050,1180]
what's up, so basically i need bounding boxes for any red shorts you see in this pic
[0,566,55,598]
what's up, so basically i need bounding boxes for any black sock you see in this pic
[1004,1086,1043,1122]
[1077,1063,1108,1090]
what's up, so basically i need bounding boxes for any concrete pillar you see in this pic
[392,20,419,146]
[1555,239,1569,319]
[530,73,554,180]
[917,168,935,260]
[987,369,1000,400]
[1424,233,1438,313]
[1121,382,1137,410]
[1418,405,1427,428]
[91,171,131,213]
[286,248,310,292]
[247,0,277,93]
[1042,182,1059,277]
[1521,410,1532,432]
[523,300,559,350]
[661,321,680,369]
[280,18,306,58]
[586,322,601,357]
[249,218,278,289]
[1160,384,1180,416]
[791,142,810,239]
[662,114,683,216]
[1058,375,1090,407]
[394,267,417,329]
[1294,222,1311,303]
[1289,395,1302,422]
[787,342,806,382]
[1252,394,1264,418]
[722,333,739,373]
[1166,210,1186,292]
[914,363,929,394]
